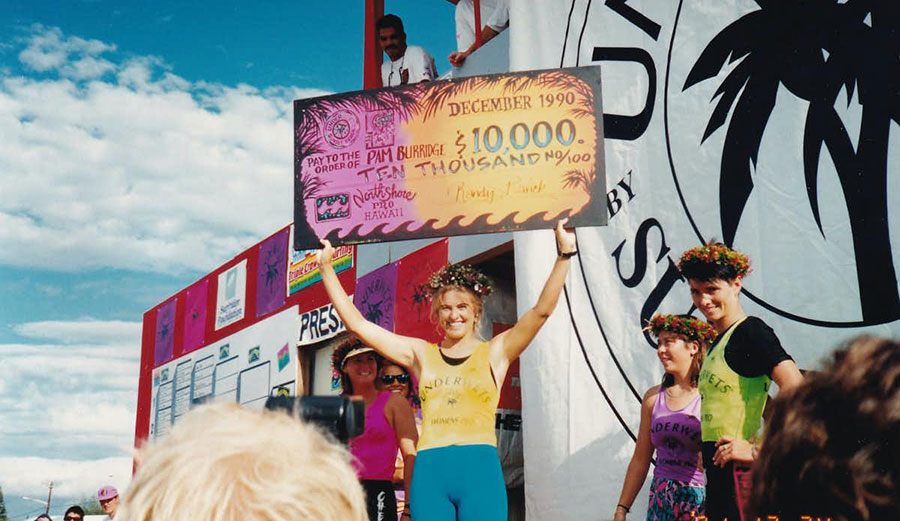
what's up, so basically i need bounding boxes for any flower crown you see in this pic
[678,243,751,279]
[645,314,717,346]
[420,264,493,300]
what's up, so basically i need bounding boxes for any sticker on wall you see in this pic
[219,343,230,360]
[248,346,261,363]
[277,343,290,371]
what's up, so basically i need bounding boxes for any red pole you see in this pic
[364,0,385,89]
[474,0,483,47]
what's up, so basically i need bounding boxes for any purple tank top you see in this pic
[650,387,705,486]
[349,392,398,480]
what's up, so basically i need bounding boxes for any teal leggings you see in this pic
[410,444,507,521]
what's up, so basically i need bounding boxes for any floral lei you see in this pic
[646,314,717,345]
[678,243,751,277]
[419,263,493,300]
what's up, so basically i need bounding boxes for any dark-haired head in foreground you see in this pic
[750,336,900,521]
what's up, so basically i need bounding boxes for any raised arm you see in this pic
[492,219,576,363]
[613,386,657,521]
[317,240,426,370]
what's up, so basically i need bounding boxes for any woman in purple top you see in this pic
[613,314,716,521]
[333,337,418,521]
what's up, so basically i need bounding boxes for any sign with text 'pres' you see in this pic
[293,66,606,250]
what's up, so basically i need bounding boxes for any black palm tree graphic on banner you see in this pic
[683,0,899,323]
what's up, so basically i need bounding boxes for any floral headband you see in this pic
[678,243,751,278]
[645,314,717,345]
[419,263,493,300]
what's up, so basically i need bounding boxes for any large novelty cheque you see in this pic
[293,66,606,249]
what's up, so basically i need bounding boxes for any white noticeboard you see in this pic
[150,306,300,439]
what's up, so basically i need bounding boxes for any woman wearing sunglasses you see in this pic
[379,362,412,397]
[378,361,423,518]
[333,338,418,521]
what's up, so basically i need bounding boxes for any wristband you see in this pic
[617,504,631,513]
[558,249,578,259]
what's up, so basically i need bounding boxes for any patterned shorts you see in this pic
[645,476,706,521]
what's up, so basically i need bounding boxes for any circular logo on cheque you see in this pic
[323,109,360,149]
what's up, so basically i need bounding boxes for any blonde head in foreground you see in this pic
[117,401,367,521]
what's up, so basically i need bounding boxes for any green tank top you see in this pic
[698,317,770,442]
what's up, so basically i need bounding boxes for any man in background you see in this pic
[377,14,437,87]
[97,486,118,520]
[448,0,509,67]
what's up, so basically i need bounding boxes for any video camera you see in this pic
[264,395,365,443]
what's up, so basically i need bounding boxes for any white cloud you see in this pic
[0,455,132,498]
[18,24,117,79]
[0,320,142,458]
[14,319,141,344]
[1,24,332,275]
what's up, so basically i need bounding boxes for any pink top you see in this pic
[650,387,705,486]
[349,391,398,480]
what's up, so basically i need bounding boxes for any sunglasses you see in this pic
[65,517,83,521]
[380,373,410,385]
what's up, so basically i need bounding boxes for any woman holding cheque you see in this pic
[317,219,576,521]
[613,314,715,521]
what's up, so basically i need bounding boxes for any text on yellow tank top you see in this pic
[698,317,771,442]
[416,342,499,451]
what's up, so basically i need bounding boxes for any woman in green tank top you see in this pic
[678,243,803,521]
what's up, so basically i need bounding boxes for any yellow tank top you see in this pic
[417,342,499,451]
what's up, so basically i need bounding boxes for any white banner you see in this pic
[510,1,900,520]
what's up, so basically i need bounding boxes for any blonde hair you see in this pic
[117,402,367,521]
[428,285,483,328]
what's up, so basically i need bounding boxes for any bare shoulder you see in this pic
[643,385,661,407]
[387,392,411,410]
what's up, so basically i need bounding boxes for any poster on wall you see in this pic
[293,66,606,250]
[183,278,209,353]
[256,229,289,318]
[215,259,247,330]
[353,262,397,332]
[149,306,300,439]
[288,243,354,296]
[154,299,177,366]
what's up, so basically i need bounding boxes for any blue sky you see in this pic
[0,1,458,518]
